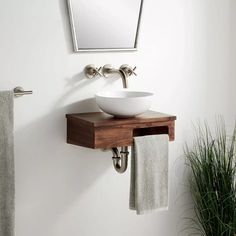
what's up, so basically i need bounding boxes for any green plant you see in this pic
[184,120,236,236]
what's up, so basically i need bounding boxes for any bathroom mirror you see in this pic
[67,0,143,52]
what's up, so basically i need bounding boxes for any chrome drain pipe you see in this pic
[111,146,129,173]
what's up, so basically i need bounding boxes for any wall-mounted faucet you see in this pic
[84,64,136,89]
[102,64,137,88]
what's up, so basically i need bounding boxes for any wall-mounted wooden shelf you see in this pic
[66,111,176,149]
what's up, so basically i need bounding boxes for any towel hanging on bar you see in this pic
[0,91,15,236]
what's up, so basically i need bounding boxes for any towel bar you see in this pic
[13,87,33,97]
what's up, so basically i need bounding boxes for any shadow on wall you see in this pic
[15,95,111,232]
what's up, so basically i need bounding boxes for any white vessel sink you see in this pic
[95,90,154,118]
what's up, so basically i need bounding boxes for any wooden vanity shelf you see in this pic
[66,111,176,149]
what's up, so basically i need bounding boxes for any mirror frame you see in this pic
[67,0,144,52]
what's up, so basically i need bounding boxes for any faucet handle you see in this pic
[84,64,102,79]
[131,66,137,76]
[120,64,137,77]
[96,67,103,76]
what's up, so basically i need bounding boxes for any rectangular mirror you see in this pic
[67,0,143,52]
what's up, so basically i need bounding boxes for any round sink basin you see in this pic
[95,90,154,118]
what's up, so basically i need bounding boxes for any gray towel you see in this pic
[130,134,169,215]
[0,91,14,236]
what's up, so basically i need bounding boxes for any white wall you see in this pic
[1,0,236,235]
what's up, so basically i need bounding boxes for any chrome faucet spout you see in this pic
[102,64,136,89]
[118,69,128,88]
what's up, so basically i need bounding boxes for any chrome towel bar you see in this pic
[13,87,33,97]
